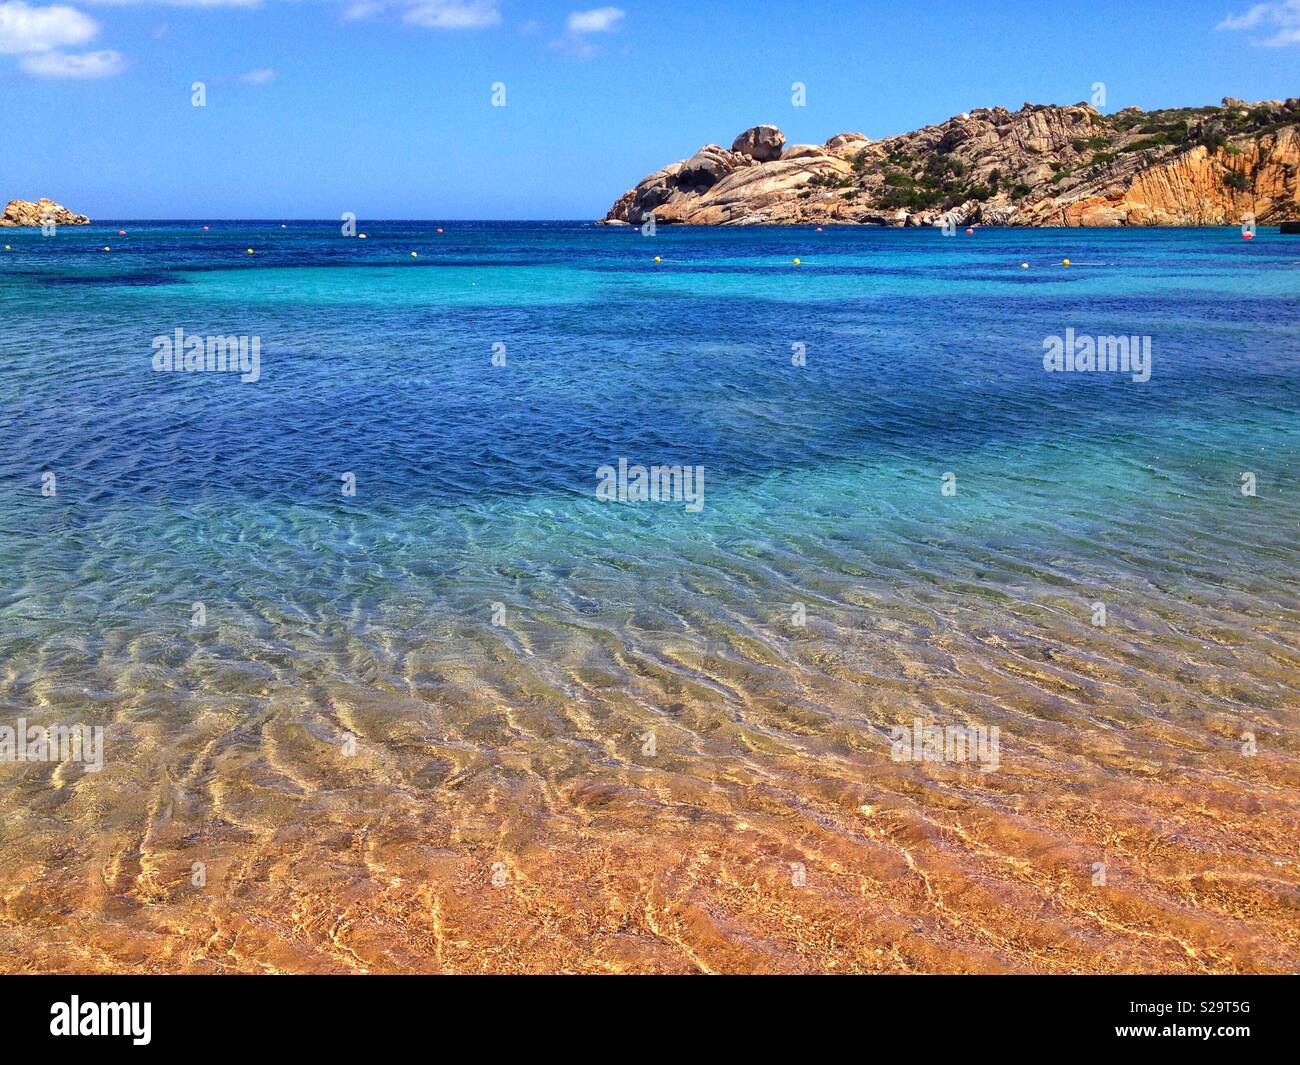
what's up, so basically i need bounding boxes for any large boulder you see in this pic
[731,125,786,162]
[1,198,89,227]
[824,132,871,155]
[781,144,831,160]
[679,145,747,188]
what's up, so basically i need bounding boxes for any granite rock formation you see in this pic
[1,199,90,227]
[603,99,1300,227]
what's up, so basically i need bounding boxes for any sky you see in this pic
[1,0,1298,219]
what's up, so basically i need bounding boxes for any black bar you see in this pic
[1,974,1291,1052]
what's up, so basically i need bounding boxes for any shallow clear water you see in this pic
[1,221,1298,972]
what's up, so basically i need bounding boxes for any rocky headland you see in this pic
[602,97,1300,227]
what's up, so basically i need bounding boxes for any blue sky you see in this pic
[2,0,1298,218]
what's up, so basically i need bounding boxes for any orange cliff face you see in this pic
[602,98,1300,228]
[1030,126,1300,227]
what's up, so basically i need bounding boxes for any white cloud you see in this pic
[0,1,98,54]
[566,6,622,34]
[1216,0,1300,44]
[19,45,123,75]
[402,0,498,28]
[238,65,274,83]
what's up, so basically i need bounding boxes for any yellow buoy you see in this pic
[3,245,9,251]
[1062,258,1071,266]
[654,256,661,263]
[247,248,254,254]
[793,258,801,265]
[103,246,111,252]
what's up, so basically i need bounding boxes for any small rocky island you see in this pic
[602,97,1300,227]
[1,199,90,227]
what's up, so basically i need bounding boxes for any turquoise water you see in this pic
[2,221,1298,972]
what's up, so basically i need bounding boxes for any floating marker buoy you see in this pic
[436,228,444,233]
[359,234,367,239]
[203,225,209,231]
[654,256,661,263]
[793,258,801,265]
[4,245,9,251]
[246,248,254,254]
[281,224,287,228]
[1021,262,1029,269]
[966,228,975,235]
[1243,232,1254,240]
[1062,258,1071,266]
[411,251,418,258]
[103,246,111,252]
[118,229,126,235]
[816,226,823,232]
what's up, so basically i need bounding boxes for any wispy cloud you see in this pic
[238,65,273,84]
[402,0,499,29]
[342,0,383,19]
[80,0,261,7]
[566,5,622,33]
[20,45,123,75]
[0,1,98,53]
[1216,0,1300,45]
[553,5,623,57]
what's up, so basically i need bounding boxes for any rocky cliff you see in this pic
[602,98,1300,227]
[1,199,90,227]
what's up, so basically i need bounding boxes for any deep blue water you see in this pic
[3,221,1298,663]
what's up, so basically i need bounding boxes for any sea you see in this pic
[1,220,1297,972]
